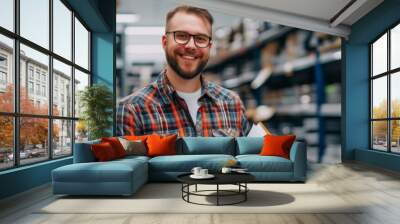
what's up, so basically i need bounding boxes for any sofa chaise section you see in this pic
[52,142,149,196]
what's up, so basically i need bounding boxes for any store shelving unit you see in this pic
[204,25,341,163]
[207,26,294,70]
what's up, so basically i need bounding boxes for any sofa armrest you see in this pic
[73,140,100,163]
[289,141,307,181]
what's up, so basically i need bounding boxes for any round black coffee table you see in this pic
[177,172,255,206]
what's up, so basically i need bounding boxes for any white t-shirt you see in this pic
[176,88,202,125]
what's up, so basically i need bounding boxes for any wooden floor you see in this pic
[1,162,400,224]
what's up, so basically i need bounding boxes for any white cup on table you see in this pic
[200,169,208,176]
[191,167,202,176]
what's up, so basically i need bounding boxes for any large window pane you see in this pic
[372,121,388,151]
[372,77,387,119]
[20,44,49,115]
[0,0,14,31]
[53,0,72,60]
[391,120,400,153]
[74,69,89,118]
[75,18,89,70]
[53,119,72,158]
[20,0,49,49]
[0,116,13,170]
[53,59,72,117]
[372,33,387,76]
[391,24,400,70]
[0,35,14,112]
[391,72,400,118]
[20,117,49,165]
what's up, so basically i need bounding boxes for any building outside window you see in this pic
[0,54,7,89]
[28,66,34,80]
[41,85,46,97]
[0,54,7,67]
[28,81,34,94]
[41,73,46,83]
[35,70,40,81]
[35,83,40,95]
[0,71,6,84]
[54,88,58,104]
[0,0,91,170]
[370,22,400,154]
[0,71,7,92]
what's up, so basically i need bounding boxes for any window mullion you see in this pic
[71,10,76,154]
[13,0,20,167]
[388,30,391,152]
[370,45,373,149]
[49,0,53,160]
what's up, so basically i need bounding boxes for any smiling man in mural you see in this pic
[117,5,253,137]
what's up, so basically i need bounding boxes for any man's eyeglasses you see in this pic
[166,31,212,48]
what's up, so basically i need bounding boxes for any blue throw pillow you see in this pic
[235,137,264,155]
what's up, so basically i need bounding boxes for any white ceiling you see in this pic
[117,0,239,29]
[117,0,385,38]
[172,0,384,37]
[116,0,384,65]
[227,0,353,23]
[117,0,243,64]
[229,0,384,27]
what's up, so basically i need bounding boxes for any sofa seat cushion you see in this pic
[53,159,147,183]
[236,155,293,172]
[116,155,150,163]
[149,154,235,172]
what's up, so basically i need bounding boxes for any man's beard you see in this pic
[165,49,208,80]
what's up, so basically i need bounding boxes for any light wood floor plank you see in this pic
[1,162,400,224]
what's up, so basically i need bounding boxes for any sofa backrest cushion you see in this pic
[73,139,100,163]
[177,137,235,155]
[235,137,264,155]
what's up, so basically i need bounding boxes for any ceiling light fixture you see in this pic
[117,13,140,24]
[124,26,165,36]
[126,44,164,54]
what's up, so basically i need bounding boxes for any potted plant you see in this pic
[79,84,113,140]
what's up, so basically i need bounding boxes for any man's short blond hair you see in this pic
[166,5,214,30]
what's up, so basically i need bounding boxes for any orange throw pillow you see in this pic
[259,134,296,159]
[146,134,177,157]
[91,142,118,161]
[124,135,149,142]
[101,137,126,158]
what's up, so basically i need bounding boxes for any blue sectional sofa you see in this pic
[52,137,307,196]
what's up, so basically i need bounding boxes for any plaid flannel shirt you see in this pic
[117,71,252,137]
